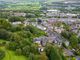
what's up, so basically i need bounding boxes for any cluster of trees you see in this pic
[0,12,10,19]
[0,18,11,30]
[61,31,80,55]
[28,52,48,60]
[53,22,71,31]
[62,23,71,31]
[8,16,25,22]
[0,18,47,60]
[6,25,46,57]
[0,29,11,40]
[25,10,43,18]
[45,44,67,60]
[61,31,78,48]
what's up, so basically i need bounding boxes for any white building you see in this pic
[12,21,22,25]
[54,27,64,33]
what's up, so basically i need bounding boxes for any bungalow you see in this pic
[64,41,70,47]
[54,27,64,33]
[47,9,60,17]
[12,21,22,25]
[34,32,63,47]
[36,25,47,31]
[47,9,60,13]
[63,49,74,57]
[75,56,80,60]
[34,38,41,45]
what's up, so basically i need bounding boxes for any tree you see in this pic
[10,24,24,32]
[29,53,39,60]
[0,12,10,18]
[69,35,78,48]
[24,25,46,37]
[0,19,11,29]
[26,13,35,18]
[78,37,80,43]
[15,48,22,55]
[0,29,11,40]
[7,42,18,50]
[62,23,71,31]
[9,16,25,22]
[22,46,31,56]
[9,33,23,42]
[24,25,37,34]
[49,47,62,60]
[30,44,39,54]
[17,31,32,38]
[61,31,70,39]
[45,44,66,60]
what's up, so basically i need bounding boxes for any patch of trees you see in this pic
[10,24,24,32]
[0,18,11,30]
[8,16,25,22]
[6,25,46,57]
[0,12,10,18]
[25,10,42,18]
[0,18,47,59]
[72,16,77,18]
[62,23,71,31]
[0,29,11,40]
[24,25,46,37]
[61,31,78,48]
[6,35,39,57]
[45,44,67,60]
[26,13,35,18]
[54,16,60,18]
[28,53,48,60]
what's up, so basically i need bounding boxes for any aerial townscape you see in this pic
[0,0,80,60]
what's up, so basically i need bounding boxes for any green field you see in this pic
[3,50,27,60]
[1,3,41,10]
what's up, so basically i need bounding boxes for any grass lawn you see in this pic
[0,39,8,42]
[3,50,27,60]
[4,3,41,10]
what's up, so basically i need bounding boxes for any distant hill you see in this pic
[0,0,46,3]
[0,0,44,10]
